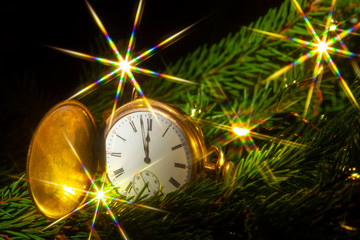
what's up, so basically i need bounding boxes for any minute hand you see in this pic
[140,116,147,153]
[144,118,151,164]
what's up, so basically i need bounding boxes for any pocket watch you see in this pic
[27,98,227,219]
[103,99,208,198]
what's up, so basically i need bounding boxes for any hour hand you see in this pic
[144,118,151,164]
[140,116,151,164]
[140,115,146,152]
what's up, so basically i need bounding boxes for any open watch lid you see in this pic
[26,100,97,219]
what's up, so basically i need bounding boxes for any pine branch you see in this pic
[2,0,360,239]
[0,175,60,240]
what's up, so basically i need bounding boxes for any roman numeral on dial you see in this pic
[171,144,183,151]
[174,162,186,169]
[169,177,180,188]
[148,118,152,131]
[116,134,126,141]
[130,121,137,132]
[125,181,133,193]
[162,125,170,137]
[113,167,124,178]
[111,152,122,157]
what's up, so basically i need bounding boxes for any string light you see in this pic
[329,24,337,31]
[232,126,250,136]
[199,79,310,153]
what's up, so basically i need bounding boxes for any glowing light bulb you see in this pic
[96,190,105,200]
[232,126,250,136]
[329,24,337,31]
[351,173,359,179]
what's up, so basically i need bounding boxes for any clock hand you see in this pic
[140,115,147,154]
[144,118,151,164]
[140,115,151,164]
[140,172,151,192]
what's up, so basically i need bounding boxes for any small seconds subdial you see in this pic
[133,170,160,195]
[105,111,192,198]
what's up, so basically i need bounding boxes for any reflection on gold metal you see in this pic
[27,100,97,219]
[204,145,234,182]
[63,185,76,197]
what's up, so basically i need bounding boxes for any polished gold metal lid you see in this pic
[26,100,97,219]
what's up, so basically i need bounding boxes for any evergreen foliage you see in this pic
[1,0,360,239]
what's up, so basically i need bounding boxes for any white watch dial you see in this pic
[105,111,192,197]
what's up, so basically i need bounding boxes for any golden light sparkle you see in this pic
[329,24,337,31]
[315,40,330,54]
[232,126,250,136]
[39,132,168,240]
[96,190,105,200]
[53,0,198,126]
[62,185,76,196]
[118,60,132,75]
[250,0,360,116]
[199,79,310,154]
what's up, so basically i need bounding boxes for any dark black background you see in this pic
[0,0,283,173]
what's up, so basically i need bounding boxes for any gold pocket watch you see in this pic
[27,97,226,219]
[103,99,208,198]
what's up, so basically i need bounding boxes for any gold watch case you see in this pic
[103,98,208,182]
[26,100,97,219]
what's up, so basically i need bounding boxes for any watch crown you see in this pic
[204,146,235,183]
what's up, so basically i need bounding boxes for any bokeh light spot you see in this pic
[232,127,250,136]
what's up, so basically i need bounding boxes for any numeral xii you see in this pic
[129,121,137,132]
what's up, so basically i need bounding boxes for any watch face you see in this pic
[105,110,192,198]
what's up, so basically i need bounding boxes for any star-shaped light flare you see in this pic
[249,0,360,116]
[187,80,312,187]
[195,79,310,156]
[53,0,198,126]
[328,19,360,77]
[41,133,168,240]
